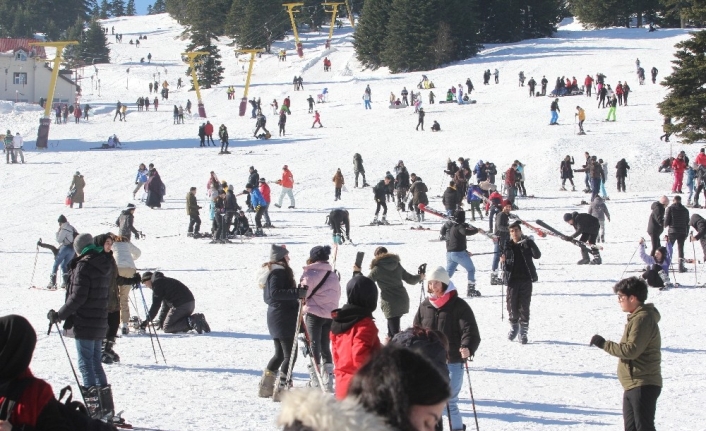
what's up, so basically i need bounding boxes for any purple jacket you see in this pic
[301,261,341,319]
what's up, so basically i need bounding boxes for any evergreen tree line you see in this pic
[571,0,706,28]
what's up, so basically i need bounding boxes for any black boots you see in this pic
[98,385,115,421]
[188,313,211,334]
[590,249,602,265]
[47,274,57,290]
[679,258,688,273]
[467,282,481,297]
[519,322,529,344]
[61,273,70,289]
[102,339,120,364]
[508,322,519,341]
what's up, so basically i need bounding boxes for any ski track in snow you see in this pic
[1,14,705,430]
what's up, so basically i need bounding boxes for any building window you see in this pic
[15,51,27,61]
[13,73,27,85]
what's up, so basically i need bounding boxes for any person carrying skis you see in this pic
[441,209,481,297]
[616,158,630,192]
[312,110,323,128]
[562,212,602,264]
[353,153,368,187]
[218,124,229,153]
[589,277,662,431]
[372,176,391,225]
[589,195,611,243]
[501,221,541,344]
[638,237,673,289]
[576,106,586,135]
[550,98,560,125]
[139,271,209,334]
[327,208,351,243]
[664,195,690,272]
[416,108,425,131]
[491,200,513,285]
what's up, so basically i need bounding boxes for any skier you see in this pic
[254,113,270,138]
[562,212,602,264]
[353,153,369,187]
[549,98,560,125]
[218,124,229,153]
[138,271,209,334]
[186,187,202,237]
[501,221,541,344]
[616,158,630,192]
[327,208,351,243]
[527,77,536,96]
[560,155,575,191]
[256,245,304,401]
[638,238,673,289]
[413,266,481,431]
[332,168,344,201]
[491,200,513,285]
[198,123,206,147]
[47,215,77,289]
[116,203,141,242]
[575,106,586,135]
[408,175,428,222]
[312,110,323,128]
[589,195,611,243]
[664,195,690,272]
[651,67,658,84]
[540,75,548,95]
[274,165,295,209]
[606,95,617,121]
[300,245,341,392]
[441,209,481,297]
[307,95,315,113]
[416,108,425,131]
[47,233,115,420]
[589,278,662,431]
[372,177,391,225]
[278,111,287,136]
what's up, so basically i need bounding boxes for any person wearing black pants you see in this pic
[646,197,667,256]
[327,208,350,241]
[501,222,541,344]
[563,211,602,264]
[186,187,202,236]
[664,195,690,272]
[372,178,391,224]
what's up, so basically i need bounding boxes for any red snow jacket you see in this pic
[204,123,214,135]
[330,315,381,400]
[672,157,687,174]
[584,76,594,87]
[695,152,706,167]
[0,369,57,429]
[504,167,516,186]
[259,182,271,203]
[279,169,294,188]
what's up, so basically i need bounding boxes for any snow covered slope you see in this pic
[1,14,704,430]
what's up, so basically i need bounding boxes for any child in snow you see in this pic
[312,111,323,128]
[333,168,344,201]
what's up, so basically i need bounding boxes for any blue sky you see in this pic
[134,0,152,15]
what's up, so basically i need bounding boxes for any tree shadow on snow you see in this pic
[35,136,319,152]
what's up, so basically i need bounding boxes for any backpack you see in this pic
[0,379,116,431]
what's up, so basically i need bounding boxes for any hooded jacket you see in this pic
[113,240,141,277]
[588,196,610,221]
[603,304,662,391]
[368,253,421,319]
[409,179,428,206]
[647,201,665,235]
[262,265,300,339]
[248,169,259,187]
[353,154,365,173]
[442,186,457,210]
[301,261,341,319]
[664,202,689,236]
[116,210,138,240]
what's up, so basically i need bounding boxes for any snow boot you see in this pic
[61,274,70,289]
[80,386,102,419]
[200,313,211,333]
[590,249,602,265]
[288,206,295,209]
[272,376,288,403]
[381,215,389,225]
[188,314,204,334]
[577,248,591,265]
[508,322,519,341]
[258,369,277,398]
[371,216,378,225]
[572,186,576,191]
[560,186,567,191]
[306,363,320,388]
[121,323,129,335]
[47,274,57,290]
[658,270,674,290]
[420,212,425,222]
[467,282,481,297]
[519,322,529,344]
[679,258,688,273]
[98,385,115,421]
[101,339,120,364]
[322,363,335,393]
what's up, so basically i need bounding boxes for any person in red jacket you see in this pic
[672,153,687,193]
[504,164,517,207]
[615,82,624,106]
[0,314,73,430]
[584,74,594,97]
[312,110,323,128]
[330,274,381,400]
[275,165,295,209]
[258,178,273,228]
[204,121,215,146]
[695,148,706,168]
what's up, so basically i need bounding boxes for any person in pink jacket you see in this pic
[300,245,341,392]
[672,153,687,193]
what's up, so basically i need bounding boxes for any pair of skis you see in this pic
[471,191,546,238]
[535,220,602,251]
[418,204,497,241]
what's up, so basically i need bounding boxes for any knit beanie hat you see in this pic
[73,233,94,255]
[141,271,153,282]
[563,213,573,222]
[270,244,289,262]
[58,215,67,223]
[427,266,450,285]
[309,245,331,262]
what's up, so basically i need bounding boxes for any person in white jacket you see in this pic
[49,215,77,289]
[113,238,141,334]
[300,245,341,392]
[12,132,23,164]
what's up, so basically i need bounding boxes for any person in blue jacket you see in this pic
[474,160,487,183]
[246,183,267,236]
[133,163,149,200]
[466,183,485,221]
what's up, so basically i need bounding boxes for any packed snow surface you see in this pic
[1,13,704,430]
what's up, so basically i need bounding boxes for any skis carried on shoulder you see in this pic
[419,204,497,241]
[535,220,602,251]
[508,214,546,237]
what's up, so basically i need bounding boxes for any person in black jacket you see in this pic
[408,175,428,222]
[442,181,457,216]
[560,155,575,191]
[441,209,481,297]
[258,245,307,401]
[690,214,706,263]
[47,233,114,419]
[491,200,513,285]
[225,188,240,236]
[115,204,140,241]
[414,266,481,431]
[616,158,630,192]
[395,161,410,211]
[139,271,209,334]
[563,212,602,264]
[372,177,391,225]
[186,187,202,237]
[246,166,259,211]
[664,195,690,272]
[327,208,351,243]
[353,153,369,187]
[647,196,668,256]
[501,222,541,344]
[416,108,425,131]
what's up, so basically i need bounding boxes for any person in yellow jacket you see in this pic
[575,106,586,135]
[121,104,127,121]
[332,168,344,201]
[589,277,662,431]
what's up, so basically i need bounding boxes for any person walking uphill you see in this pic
[589,277,662,431]
[70,171,86,209]
[550,98,560,125]
[257,245,306,402]
[357,246,423,340]
[300,245,341,392]
[47,233,115,420]
[414,266,481,431]
[275,165,295,209]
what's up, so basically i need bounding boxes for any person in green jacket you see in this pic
[354,246,424,340]
[590,277,662,431]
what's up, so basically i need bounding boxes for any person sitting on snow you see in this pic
[638,237,673,290]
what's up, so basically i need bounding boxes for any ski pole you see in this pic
[285,298,305,388]
[620,243,640,280]
[691,234,698,286]
[49,321,89,407]
[417,263,427,306]
[29,243,39,288]
[464,360,480,431]
[137,283,166,364]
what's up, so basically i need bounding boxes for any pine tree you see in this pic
[111,0,125,17]
[227,0,287,52]
[126,0,136,15]
[185,30,224,89]
[100,0,111,18]
[353,0,393,69]
[381,0,440,72]
[152,0,166,13]
[79,19,111,64]
[658,30,706,144]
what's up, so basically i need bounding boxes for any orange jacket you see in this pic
[279,169,294,188]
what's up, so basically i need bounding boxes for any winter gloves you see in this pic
[132,273,141,283]
[46,309,60,324]
[589,334,606,349]
[296,286,308,299]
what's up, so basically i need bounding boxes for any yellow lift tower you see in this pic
[345,0,355,28]
[323,2,344,46]
[236,49,264,117]
[182,51,209,117]
[283,3,305,57]
[29,41,78,149]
